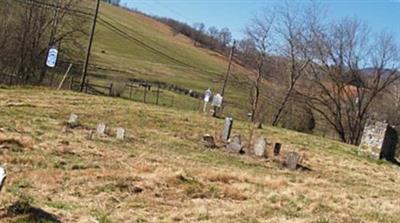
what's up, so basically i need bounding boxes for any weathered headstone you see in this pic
[222,117,233,142]
[0,166,6,192]
[254,137,267,157]
[359,120,389,160]
[286,152,300,170]
[116,127,125,140]
[97,123,107,136]
[274,143,282,156]
[227,142,243,153]
[202,134,216,148]
[67,113,79,128]
[229,134,241,144]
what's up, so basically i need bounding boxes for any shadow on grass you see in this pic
[0,201,60,223]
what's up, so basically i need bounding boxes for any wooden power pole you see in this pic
[80,0,101,92]
[220,41,236,97]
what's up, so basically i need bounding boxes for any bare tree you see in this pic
[271,1,313,126]
[302,18,400,144]
[0,0,88,84]
[245,11,275,124]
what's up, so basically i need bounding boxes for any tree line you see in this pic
[0,0,88,85]
[240,1,400,145]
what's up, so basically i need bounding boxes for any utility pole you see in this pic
[213,41,235,117]
[220,41,236,97]
[80,0,101,92]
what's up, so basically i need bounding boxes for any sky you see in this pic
[120,0,400,41]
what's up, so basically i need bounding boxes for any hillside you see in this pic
[85,3,254,117]
[0,87,399,222]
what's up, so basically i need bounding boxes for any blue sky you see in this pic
[120,0,400,40]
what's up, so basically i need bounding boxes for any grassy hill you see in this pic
[83,3,254,118]
[0,87,400,222]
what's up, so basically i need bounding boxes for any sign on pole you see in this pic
[46,47,58,68]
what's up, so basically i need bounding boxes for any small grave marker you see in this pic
[222,117,233,142]
[97,123,107,136]
[254,137,267,157]
[116,127,125,140]
[67,113,79,128]
[202,134,216,148]
[0,166,6,192]
[229,134,241,145]
[227,142,243,154]
[274,143,282,156]
[286,152,300,170]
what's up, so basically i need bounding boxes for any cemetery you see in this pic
[1,88,400,222]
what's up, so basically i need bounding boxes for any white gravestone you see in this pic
[116,127,125,140]
[211,93,223,108]
[254,137,267,157]
[67,113,79,128]
[97,123,107,136]
[0,166,6,192]
[203,89,212,113]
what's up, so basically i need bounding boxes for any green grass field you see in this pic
[1,87,400,222]
[83,2,255,119]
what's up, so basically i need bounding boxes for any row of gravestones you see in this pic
[67,113,126,140]
[202,117,301,171]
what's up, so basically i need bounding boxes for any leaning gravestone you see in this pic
[116,127,125,140]
[286,152,300,170]
[254,137,267,157]
[359,120,389,160]
[97,123,107,136]
[67,113,79,128]
[222,117,233,142]
[0,166,6,192]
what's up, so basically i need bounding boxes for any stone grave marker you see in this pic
[229,134,241,144]
[0,166,6,192]
[227,142,243,153]
[254,137,267,157]
[274,143,282,156]
[116,127,125,140]
[97,123,107,136]
[222,117,233,142]
[286,152,300,170]
[358,120,392,160]
[202,134,216,148]
[67,113,79,128]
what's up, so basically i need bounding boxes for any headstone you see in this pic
[0,166,6,192]
[274,143,282,156]
[211,93,223,108]
[202,134,216,148]
[116,127,125,140]
[254,137,267,157]
[359,120,389,160]
[229,134,241,144]
[227,142,243,154]
[222,117,233,142]
[67,113,79,128]
[204,89,212,103]
[97,123,107,136]
[286,152,300,170]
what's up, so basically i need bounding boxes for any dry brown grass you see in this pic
[0,88,399,223]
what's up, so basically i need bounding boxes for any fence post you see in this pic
[129,85,133,99]
[69,76,74,90]
[109,83,113,96]
[85,79,89,93]
[156,84,160,105]
[143,86,147,103]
